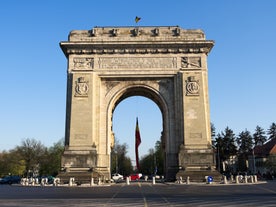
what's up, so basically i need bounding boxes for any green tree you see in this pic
[154,140,164,175]
[221,127,237,160]
[39,139,64,176]
[236,129,253,154]
[214,133,223,172]
[236,129,253,172]
[214,127,237,173]
[0,150,25,177]
[111,139,133,176]
[211,123,216,146]
[139,148,155,175]
[253,125,267,145]
[267,122,276,140]
[139,138,164,176]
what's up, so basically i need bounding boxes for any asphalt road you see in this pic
[0,181,276,207]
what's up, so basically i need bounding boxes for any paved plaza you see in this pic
[0,181,276,207]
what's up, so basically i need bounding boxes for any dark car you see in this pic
[39,175,55,184]
[0,175,21,184]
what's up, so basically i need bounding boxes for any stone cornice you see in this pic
[60,41,214,57]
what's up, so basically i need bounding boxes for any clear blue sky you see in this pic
[1,1,276,162]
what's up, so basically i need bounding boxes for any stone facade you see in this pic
[58,26,219,183]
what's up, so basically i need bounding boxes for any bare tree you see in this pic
[16,138,47,177]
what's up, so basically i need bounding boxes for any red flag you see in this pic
[135,117,141,170]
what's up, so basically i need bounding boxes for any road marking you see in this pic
[104,184,125,206]
[255,184,276,194]
[138,182,148,207]
[143,197,148,207]
[148,183,173,206]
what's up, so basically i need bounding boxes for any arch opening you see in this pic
[112,96,162,171]
[108,85,168,177]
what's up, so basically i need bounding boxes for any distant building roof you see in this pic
[254,139,276,156]
[269,145,276,155]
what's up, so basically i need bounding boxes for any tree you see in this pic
[0,150,25,177]
[16,138,47,177]
[236,129,253,172]
[211,123,216,146]
[214,127,237,173]
[253,125,267,146]
[39,139,64,176]
[154,140,164,175]
[110,139,133,176]
[221,127,237,159]
[139,148,155,175]
[139,137,164,176]
[267,122,276,140]
[236,129,253,154]
[214,133,223,172]
[215,127,237,172]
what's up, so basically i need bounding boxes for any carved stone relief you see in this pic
[185,76,200,96]
[98,57,177,69]
[181,57,201,69]
[104,81,120,96]
[75,77,89,97]
[73,58,94,70]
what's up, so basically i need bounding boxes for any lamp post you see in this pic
[115,150,118,173]
[252,147,256,175]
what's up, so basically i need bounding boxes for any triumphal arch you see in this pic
[58,26,220,183]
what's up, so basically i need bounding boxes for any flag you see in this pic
[135,117,141,170]
[135,16,141,23]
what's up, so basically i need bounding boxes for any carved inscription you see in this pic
[75,134,88,140]
[73,58,94,70]
[98,57,177,69]
[190,133,202,139]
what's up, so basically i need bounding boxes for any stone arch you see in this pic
[58,26,221,183]
[106,83,169,170]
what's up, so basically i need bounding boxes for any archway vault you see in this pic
[111,84,165,113]
[58,26,221,183]
[106,81,169,169]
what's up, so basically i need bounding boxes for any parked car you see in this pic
[129,173,142,181]
[112,173,124,181]
[0,175,21,184]
[39,175,55,184]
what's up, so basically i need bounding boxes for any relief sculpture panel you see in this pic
[98,57,177,69]
[73,57,94,70]
[181,57,201,69]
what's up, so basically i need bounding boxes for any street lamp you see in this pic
[252,147,256,175]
